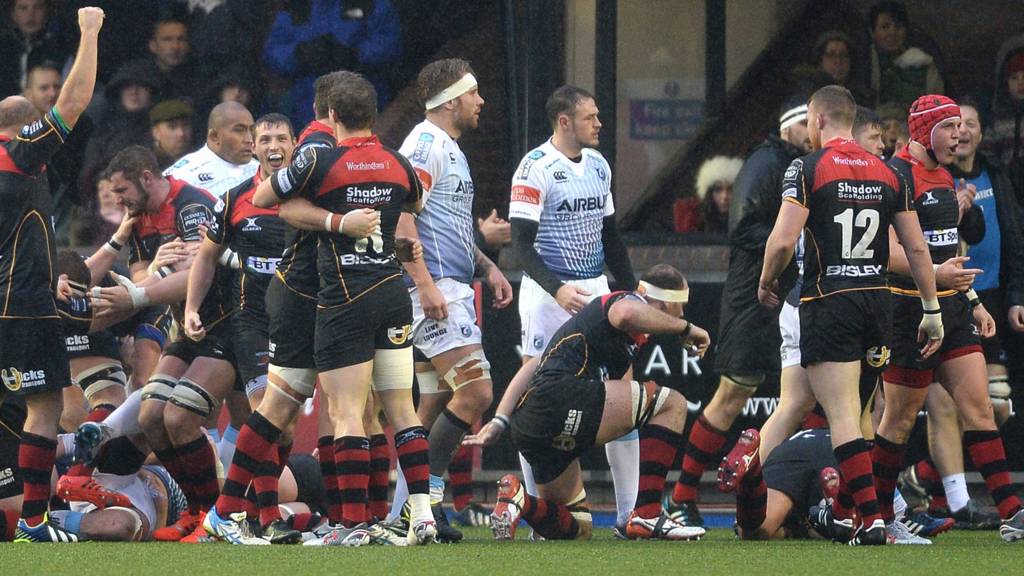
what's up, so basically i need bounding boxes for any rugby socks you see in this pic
[335,436,370,527]
[395,426,432,522]
[870,434,906,523]
[963,430,1022,519]
[177,434,221,510]
[154,446,191,497]
[318,435,342,524]
[635,425,680,518]
[449,445,474,511]
[672,414,728,503]
[427,409,471,480]
[833,480,857,520]
[735,452,766,531]
[217,412,281,516]
[941,473,969,512]
[18,433,56,526]
[834,438,882,526]
[520,494,579,540]
[1,507,18,541]
[66,404,118,477]
[101,389,143,438]
[519,453,539,496]
[369,434,390,520]
[606,431,640,526]
[218,424,239,473]
[256,442,294,526]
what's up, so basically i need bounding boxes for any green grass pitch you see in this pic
[1,528,1018,576]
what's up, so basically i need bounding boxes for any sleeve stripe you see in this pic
[49,107,71,137]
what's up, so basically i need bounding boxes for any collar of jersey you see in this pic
[338,135,380,148]
[545,139,589,177]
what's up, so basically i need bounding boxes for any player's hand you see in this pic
[486,266,513,309]
[757,280,780,309]
[150,238,189,272]
[418,282,448,320]
[56,274,73,303]
[184,309,206,342]
[934,256,981,292]
[78,7,105,35]
[462,419,505,447]
[113,213,137,245]
[477,209,511,249]
[555,284,591,315]
[340,208,380,239]
[394,236,422,263]
[1009,305,1024,332]
[972,303,996,339]
[917,310,944,359]
[90,285,135,317]
[681,322,711,358]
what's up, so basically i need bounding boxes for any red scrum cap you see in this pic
[908,94,960,150]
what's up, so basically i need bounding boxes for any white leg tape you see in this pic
[990,376,1011,405]
[267,365,317,399]
[630,380,668,429]
[416,369,441,394]
[441,349,491,391]
[167,378,220,418]
[76,362,128,403]
[372,348,414,391]
[245,374,268,399]
[140,373,178,403]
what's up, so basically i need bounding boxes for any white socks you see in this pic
[943,473,969,512]
[606,431,640,527]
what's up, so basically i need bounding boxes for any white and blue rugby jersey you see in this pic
[164,144,258,198]
[399,120,476,284]
[509,139,613,280]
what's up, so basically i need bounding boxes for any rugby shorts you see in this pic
[518,274,608,357]
[314,276,413,372]
[798,289,892,369]
[265,276,316,370]
[0,318,71,397]
[884,292,981,388]
[410,278,481,358]
[779,301,801,370]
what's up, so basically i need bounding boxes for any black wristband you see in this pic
[923,308,942,314]
[107,238,123,252]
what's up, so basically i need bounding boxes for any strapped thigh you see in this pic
[441,349,491,391]
[630,380,669,429]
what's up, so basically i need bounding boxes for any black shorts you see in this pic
[287,453,327,515]
[266,277,316,370]
[978,289,1009,365]
[715,246,783,379]
[0,397,25,500]
[163,318,236,366]
[122,305,173,348]
[233,308,270,391]
[314,278,413,372]
[510,375,606,485]
[884,292,981,388]
[799,290,892,368]
[0,318,71,397]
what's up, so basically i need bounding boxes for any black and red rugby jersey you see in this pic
[270,134,421,308]
[0,109,71,318]
[534,291,647,384]
[887,149,959,294]
[783,137,912,301]
[274,120,335,298]
[209,170,286,315]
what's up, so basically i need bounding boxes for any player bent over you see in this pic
[465,265,708,540]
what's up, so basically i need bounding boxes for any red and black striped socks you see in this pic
[636,425,682,518]
[395,426,430,496]
[318,435,341,524]
[964,430,1022,519]
[369,434,390,520]
[177,434,221,511]
[335,436,370,527]
[18,433,56,526]
[871,434,906,523]
[449,445,474,511]
[672,414,727,503]
[735,453,766,531]
[217,412,281,515]
[834,438,881,526]
[521,494,580,540]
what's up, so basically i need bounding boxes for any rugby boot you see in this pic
[490,474,525,541]
[56,474,131,509]
[152,508,203,541]
[818,467,840,503]
[903,510,953,537]
[717,428,760,493]
[432,503,463,543]
[73,421,112,467]
[808,504,855,543]
[366,522,408,546]
[663,496,704,528]
[625,511,705,541]
[848,518,888,546]
[886,519,931,544]
[999,508,1024,542]
[13,513,79,543]
[451,502,492,527]
[304,523,370,547]
[203,507,268,545]
[951,499,1001,530]
[263,518,302,544]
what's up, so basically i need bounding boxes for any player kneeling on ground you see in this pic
[465,265,709,541]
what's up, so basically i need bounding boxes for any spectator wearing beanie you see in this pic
[150,99,194,170]
[674,156,743,235]
[865,1,944,109]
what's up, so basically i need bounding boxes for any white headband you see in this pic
[638,280,689,303]
[779,104,808,131]
[425,73,478,111]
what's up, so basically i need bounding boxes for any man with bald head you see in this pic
[165,101,257,198]
[0,7,104,543]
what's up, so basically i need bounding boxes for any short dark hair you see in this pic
[640,264,686,291]
[25,61,61,83]
[417,58,474,110]
[328,71,377,130]
[56,250,90,287]
[254,112,294,138]
[869,1,909,30]
[853,105,881,132]
[810,85,856,128]
[955,94,985,127]
[106,145,160,182]
[545,85,596,129]
[153,17,187,38]
[313,71,346,119]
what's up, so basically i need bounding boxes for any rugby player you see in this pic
[508,85,638,534]
[251,71,436,546]
[392,58,511,541]
[875,95,1024,542]
[758,85,943,545]
[466,265,708,541]
[0,6,104,543]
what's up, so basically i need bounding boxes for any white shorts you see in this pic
[410,278,482,359]
[519,274,610,356]
[69,472,157,536]
[779,301,801,369]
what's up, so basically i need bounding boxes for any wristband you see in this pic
[218,249,240,270]
[325,212,349,235]
[966,288,981,308]
[492,414,510,431]
[153,266,172,279]
[103,238,124,254]
[921,297,941,314]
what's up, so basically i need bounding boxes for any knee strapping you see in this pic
[267,365,317,399]
[167,378,220,418]
[372,348,414,391]
[442,349,491,391]
[107,506,144,541]
[990,375,1011,405]
[140,373,178,402]
[630,380,669,429]
[76,363,127,403]
[416,369,441,394]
